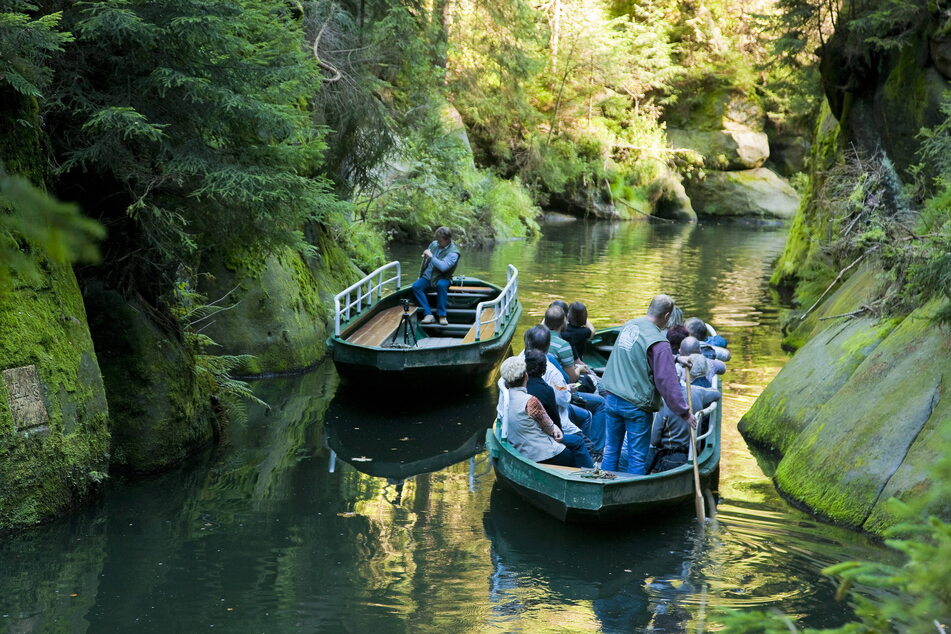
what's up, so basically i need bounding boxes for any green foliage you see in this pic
[53,0,338,266]
[0,172,104,285]
[0,1,71,97]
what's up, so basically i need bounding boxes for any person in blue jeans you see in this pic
[411,226,460,326]
[600,295,696,474]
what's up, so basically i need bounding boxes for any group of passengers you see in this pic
[499,294,730,475]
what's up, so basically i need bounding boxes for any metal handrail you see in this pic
[333,261,401,336]
[472,265,519,342]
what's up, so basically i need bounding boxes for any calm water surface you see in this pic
[1,221,890,632]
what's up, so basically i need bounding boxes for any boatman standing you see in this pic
[600,294,696,474]
[411,226,460,326]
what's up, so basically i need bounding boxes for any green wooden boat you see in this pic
[485,330,722,522]
[327,261,521,387]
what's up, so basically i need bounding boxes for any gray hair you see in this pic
[684,317,707,340]
[500,356,526,387]
[435,226,452,241]
[647,294,675,318]
[680,336,701,355]
[543,306,566,331]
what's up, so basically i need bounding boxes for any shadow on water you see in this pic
[0,221,898,632]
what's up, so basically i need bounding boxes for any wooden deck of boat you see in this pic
[462,306,496,343]
[346,305,417,347]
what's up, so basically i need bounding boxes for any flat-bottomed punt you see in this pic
[328,261,521,386]
[486,332,722,522]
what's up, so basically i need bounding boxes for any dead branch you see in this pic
[799,248,876,321]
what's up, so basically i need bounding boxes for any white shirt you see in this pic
[517,351,582,435]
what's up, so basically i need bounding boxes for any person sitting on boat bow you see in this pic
[411,226,460,326]
[499,356,593,468]
[601,294,696,475]
[678,336,725,388]
[685,317,730,362]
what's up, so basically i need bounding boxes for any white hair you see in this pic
[499,356,526,386]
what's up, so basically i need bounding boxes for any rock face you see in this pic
[0,261,110,530]
[668,127,770,170]
[740,266,951,534]
[84,285,215,474]
[199,231,362,376]
[684,167,801,219]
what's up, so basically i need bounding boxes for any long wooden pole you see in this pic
[686,378,705,522]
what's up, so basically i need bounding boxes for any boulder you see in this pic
[930,36,951,80]
[739,267,894,453]
[774,300,951,530]
[84,285,215,474]
[685,167,801,220]
[768,134,810,176]
[665,87,767,132]
[199,233,362,376]
[651,163,696,222]
[668,127,770,170]
[0,261,110,530]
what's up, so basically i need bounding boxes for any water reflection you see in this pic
[0,221,894,632]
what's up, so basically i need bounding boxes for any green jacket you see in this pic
[601,316,668,411]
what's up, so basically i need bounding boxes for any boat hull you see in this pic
[328,275,521,388]
[486,416,720,524]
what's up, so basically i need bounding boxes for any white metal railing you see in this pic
[333,261,401,336]
[496,377,510,439]
[472,264,519,342]
[688,375,721,460]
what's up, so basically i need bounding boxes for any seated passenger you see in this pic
[521,325,603,457]
[499,356,593,468]
[649,383,721,473]
[685,317,731,361]
[524,349,561,426]
[679,336,724,387]
[666,324,689,353]
[563,301,595,361]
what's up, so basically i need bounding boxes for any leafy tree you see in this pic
[50,0,339,282]
[0,0,71,97]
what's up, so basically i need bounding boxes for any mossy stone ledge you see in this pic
[199,235,362,377]
[768,301,949,532]
[84,285,214,474]
[0,262,110,531]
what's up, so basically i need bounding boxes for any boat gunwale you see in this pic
[329,275,518,352]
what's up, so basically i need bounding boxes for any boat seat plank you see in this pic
[415,337,462,348]
[346,305,417,347]
[462,306,497,343]
[448,285,495,294]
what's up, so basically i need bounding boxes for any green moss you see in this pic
[0,261,110,531]
[84,286,213,474]
[774,301,946,532]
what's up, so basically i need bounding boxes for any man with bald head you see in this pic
[601,294,696,474]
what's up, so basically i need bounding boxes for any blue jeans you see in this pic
[540,433,593,468]
[602,393,652,474]
[411,277,450,316]
[572,390,606,453]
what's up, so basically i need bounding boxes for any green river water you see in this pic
[0,220,891,632]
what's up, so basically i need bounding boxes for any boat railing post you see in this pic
[334,295,341,336]
[474,302,484,342]
[396,261,401,289]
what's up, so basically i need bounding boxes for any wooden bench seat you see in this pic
[448,285,495,294]
[346,305,417,347]
[462,306,496,343]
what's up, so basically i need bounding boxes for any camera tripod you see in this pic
[389,299,418,347]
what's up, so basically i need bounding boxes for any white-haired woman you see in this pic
[499,356,593,468]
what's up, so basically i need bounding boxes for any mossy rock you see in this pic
[668,126,769,170]
[862,360,951,533]
[875,38,949,176]
[199,236,361,376]
[685,167,800,220]
[773,301,947,531]
[0,261,110,531]
[84,285,214,474]
[664,86,766,132]
[770,99,843,289]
